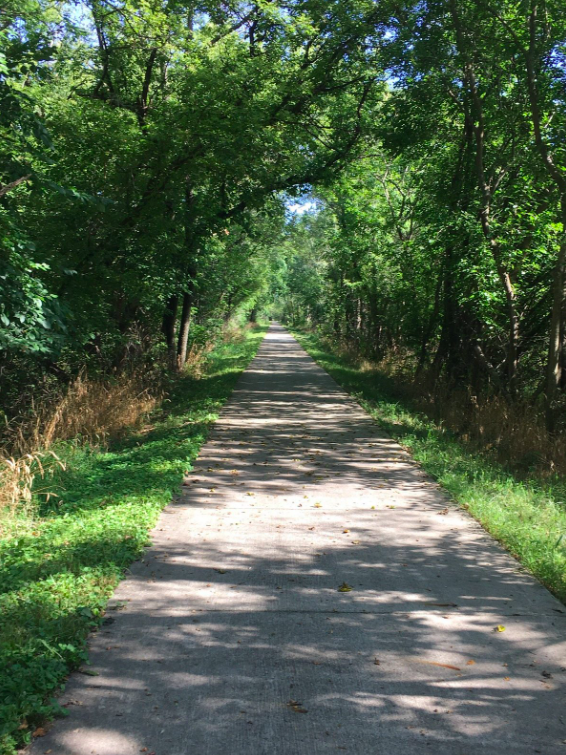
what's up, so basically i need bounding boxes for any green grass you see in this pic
[0,325,267,754]
[293,329,566,604]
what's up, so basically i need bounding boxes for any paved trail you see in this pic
[31,324,566,755]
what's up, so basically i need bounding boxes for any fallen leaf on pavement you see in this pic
[416,660,461,671]
[338,582,353,592]
[287,699,308,713]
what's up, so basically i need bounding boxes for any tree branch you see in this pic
[0,174,32,199]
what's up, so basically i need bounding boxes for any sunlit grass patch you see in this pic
[0,324,267,755]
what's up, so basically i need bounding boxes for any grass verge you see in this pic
[293,329,566,605]
[0,324,267,754]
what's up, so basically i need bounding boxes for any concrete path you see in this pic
[30,324,566,754]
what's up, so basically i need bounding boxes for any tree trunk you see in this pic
[546,232,566,433]
[162,294,178,368]
[225,292,233,322]
[432,246,459,383]
[176,290,193,371]
[495,259,519,392]
[417,270,442,375]
[176,180,198,372]
[333,313,340,337]
[368,286,380,357]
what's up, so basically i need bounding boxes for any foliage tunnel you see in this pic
[2,0,566,432]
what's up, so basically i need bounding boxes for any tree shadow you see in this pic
[26,528,566,754]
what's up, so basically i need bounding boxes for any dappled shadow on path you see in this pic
[35,536,566,755]
[28,324,566,755]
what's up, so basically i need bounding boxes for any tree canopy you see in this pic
[2,0,566,431]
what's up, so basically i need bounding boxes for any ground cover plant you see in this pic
[294,329,566,606]
[0,324,267,755]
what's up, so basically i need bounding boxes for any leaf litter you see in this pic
[287,699,308,713]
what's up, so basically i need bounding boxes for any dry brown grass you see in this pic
[0,374,159,519]
[182,342,215,377]
[39,374,158,447]
[413,388,566,475]
[222,321,258,345]
[390,366,566,476]
[0,451,65,517]
[183,322,259,377]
